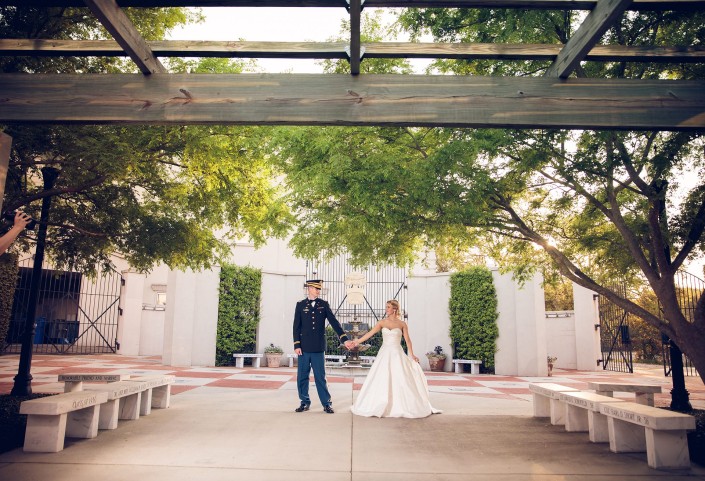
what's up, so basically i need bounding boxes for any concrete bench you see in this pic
[599,401,696,469]
[58,373,131,392]
[587,381,662,406]
[84,380,151,429]
[233,353,263,368]
[125,374,176,412]
[20,390,109,452]
[287,353,297,367]
[325,354,346,365]
[529,382,579,425]
[558,391,626,442]
[452,359,482,374]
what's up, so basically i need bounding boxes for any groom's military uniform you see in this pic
[293,297,349,353]
[293,279,349,413]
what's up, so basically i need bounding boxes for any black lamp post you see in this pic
[11,167,60,396]
[667,337,692,411]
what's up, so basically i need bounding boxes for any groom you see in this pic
[293,279,352,413]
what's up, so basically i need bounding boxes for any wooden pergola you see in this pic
[0,0,704,130]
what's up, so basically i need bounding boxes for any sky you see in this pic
[167,7,432,73]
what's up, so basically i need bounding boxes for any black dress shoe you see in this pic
[295,404,310,412]
[323,405,335,414]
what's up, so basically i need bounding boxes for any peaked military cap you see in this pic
[305,279,323,289]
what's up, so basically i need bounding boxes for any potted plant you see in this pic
[426,345,447,372]
[264,343,284,368]
[547,355,557,376]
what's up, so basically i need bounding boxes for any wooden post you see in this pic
[0,132,11,215]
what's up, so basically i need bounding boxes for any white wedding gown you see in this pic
[351,327,442,418]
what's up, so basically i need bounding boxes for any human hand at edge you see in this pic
[13,211,31,229]
[295,348,302,356]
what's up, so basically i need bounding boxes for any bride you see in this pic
[350,299,442,418]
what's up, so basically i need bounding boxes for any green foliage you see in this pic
[264,343,283,354]
[216,264,261,366]
[449,268,499,370]
[0,253,19,350]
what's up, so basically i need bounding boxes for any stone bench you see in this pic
[587,381,662,406]
[558,391,626,442]
[325,354,346,365]
[233,353,263,368]
[84,380,151,429]
[287,353,297,367]
[529,382,579,425]
[58,373,131,392]
[359,356,376,364]
[125,374,176,412]
[599,401,696,469]
[452,359,482,374]
[20,390,109,452]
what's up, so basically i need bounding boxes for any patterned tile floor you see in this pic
[0,354,703,408]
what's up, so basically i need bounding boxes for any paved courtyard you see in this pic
[1,354,704,480]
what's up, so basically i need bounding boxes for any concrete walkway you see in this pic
[1,354,704,480]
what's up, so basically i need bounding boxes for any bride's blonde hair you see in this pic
[387,299,403,320]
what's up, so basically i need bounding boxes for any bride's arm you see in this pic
[402,323,419,362]
[352,320,384,346]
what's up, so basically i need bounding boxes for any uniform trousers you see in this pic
[297,351,331,407]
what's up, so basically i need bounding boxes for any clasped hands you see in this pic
[344,340,356,350]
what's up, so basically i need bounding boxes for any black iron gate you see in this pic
[2,257,123,355]
[661,270,702,378]
[305,254,407,356]
[598,283,634,373]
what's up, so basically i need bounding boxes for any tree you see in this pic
[1,7,290,272]
[272,8,705,385]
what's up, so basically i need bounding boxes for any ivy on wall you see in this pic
[0,253,19,350]
[216,264,261,366]
[449,267,499,371]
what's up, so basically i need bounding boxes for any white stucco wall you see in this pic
[258,272,306,366]
[407,273,452,371]
[545,312,577,370]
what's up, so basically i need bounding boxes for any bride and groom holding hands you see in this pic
[292,279,441,418]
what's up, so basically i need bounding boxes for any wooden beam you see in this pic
[0,73,703,131]
[546,0,633,78]
[348,0,362,75]
[2,0,703,11]
[83,0,167,75]
[3,39,703,63]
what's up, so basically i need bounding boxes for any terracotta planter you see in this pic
[266,354,282,367]
[547,363,553,376]
[427,356,446,372]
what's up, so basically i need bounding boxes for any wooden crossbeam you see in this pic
[545,0,633,78]
[0,73,703,130]
[83,0,166,75]
[2,39,704,63]
[3,0,704,11]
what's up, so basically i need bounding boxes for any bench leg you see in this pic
[607,417,646,453]
[66,405,100,439]
[119,393,141,420]
[635,392,654,406]
[288,357,294,368]
[235,357,245,368]
[550,399,566,426]
[645,428,691,469]
[564,405,588,432]
[454,362,461,374]
[254,357,261,368]
[470,363,480,375]
[140,388,153,415]
[99,400,120,429]
[532,393,550,417]
[152,385,171,409]
[24,413,67,452]
[588,411,610,443]
[64,381,82,393]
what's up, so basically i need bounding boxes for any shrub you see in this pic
[0,253,19,351]
[216,264,261,366]
[449,267,499,372]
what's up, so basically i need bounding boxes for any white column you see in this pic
[259,272,306,360]
[573,283,601,371]
[118,270,146,355]
[407,273,451,371]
